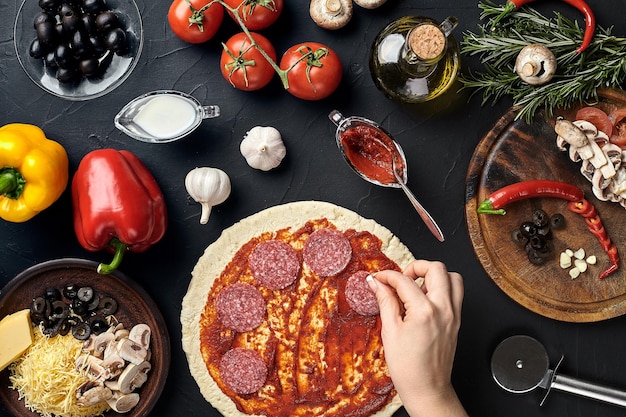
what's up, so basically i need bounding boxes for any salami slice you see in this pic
[219,347,267,395]
[216,283,266,332]
[249,240,300,290]
[345,270,379,316]
[302,228,352,277]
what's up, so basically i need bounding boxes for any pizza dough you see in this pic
[181,201,415,417]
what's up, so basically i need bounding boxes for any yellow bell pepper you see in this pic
[0,124,69,223]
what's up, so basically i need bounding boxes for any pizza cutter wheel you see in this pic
[491,335,626,408]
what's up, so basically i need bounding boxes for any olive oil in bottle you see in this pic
[369,16,460,104]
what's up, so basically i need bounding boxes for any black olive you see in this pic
[36,21,57,46]
[58,319,72,336]
[72,298,88,316]
[71,30,92,58]
[62,11,82,34]
[550,213,566,230]
[29,38,47,59]
[519,221,537,238]
[526,248,547,265]
[54,43,75,68]
[527,235,546,250]
[43,51,58,69]
[56,65,79,84]
[44,287,61,301]
[81,14,96,34]
[59,3,78,17]
[31,296,47,315]
[95,11,119,33]
[38,0,61,11]
[82,0,106,15]
[88,35,106,57]
[537,226,553,240]
[87,293,101,312]
[78,57,98,75]
[98,296,118,315]
[51,300,70,320]
[103,27,126,53]
[89,315,108,334]
[532,209,549,227]
[72,321,91,340]
[63,284,79,300]
[510,229,528,247]
[33,11,55,28]
[42,320,62,337]
[77,286,94,303]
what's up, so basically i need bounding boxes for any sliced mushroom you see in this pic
[117,338,148,365]
[128,324,151,350]
[75,354,110,381]
[93,332,115,359]
[515,44,557,85]
[310,0,353,30]
[354,0,387,8]
[107,392,140,413]
[76,382,113,407]
[118,361,152,394]
[115,328,130,341]
[102,352,126,377]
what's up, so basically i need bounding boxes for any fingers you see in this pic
[366,273,404,327]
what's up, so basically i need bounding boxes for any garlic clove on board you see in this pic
[185,167,231,224]
[240,126,287,171]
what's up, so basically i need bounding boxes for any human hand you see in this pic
[367,260,467,417]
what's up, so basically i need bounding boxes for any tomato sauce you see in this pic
[199,219,400,417]
[340,124,405,184]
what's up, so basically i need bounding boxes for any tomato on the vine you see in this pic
[168,0,224,44]
[220,32,277,91]
[279,42,342,101]
[223,0,283,30]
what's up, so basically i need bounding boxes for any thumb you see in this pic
[366,274,402,328]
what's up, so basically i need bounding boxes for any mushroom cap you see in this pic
[354,0,387,9]
[515,44,557,86]
[310,0,353,30]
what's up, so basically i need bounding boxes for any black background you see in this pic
[3,0,626,416]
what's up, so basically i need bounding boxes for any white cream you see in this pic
[133,95,198,139]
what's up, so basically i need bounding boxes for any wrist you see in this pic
[401,385,468,417]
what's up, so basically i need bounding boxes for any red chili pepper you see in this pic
[568,199,619,278]
[72,149,168,274]
[492,0,596,53]
[476,180,584,215]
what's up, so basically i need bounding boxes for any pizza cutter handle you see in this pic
[545,373,626,408]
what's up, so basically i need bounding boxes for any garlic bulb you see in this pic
[240,126,286,171]
[185,167,231,224]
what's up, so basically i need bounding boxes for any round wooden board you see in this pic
[465,89,626,323]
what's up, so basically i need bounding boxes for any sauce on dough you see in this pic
[199,218,400,417]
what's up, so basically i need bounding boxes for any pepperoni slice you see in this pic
[216,283,266,332]
[219,347,267,394]
[576,106,613,138]
[249,240,300,290]
[302,228,352,277]
[345,270,379,316]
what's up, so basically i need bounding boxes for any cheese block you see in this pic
[0,309,34,371]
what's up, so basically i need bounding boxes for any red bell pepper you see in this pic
[72,149,168,274]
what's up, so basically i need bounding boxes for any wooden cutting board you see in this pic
[465,89,626,322]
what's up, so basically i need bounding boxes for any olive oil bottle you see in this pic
[369,16,460,103]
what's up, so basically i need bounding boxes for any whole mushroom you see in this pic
[515,44,557,86]
[309,0,353,30]
[354,0,387,8]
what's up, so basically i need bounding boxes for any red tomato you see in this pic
[279,42,342,101]
[609,107,626,148]
[575,106,613,138]
[168,0,224,44]
[223,0,283,30]
[220,32,277,91]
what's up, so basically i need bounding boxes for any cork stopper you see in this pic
[408,24,446,61]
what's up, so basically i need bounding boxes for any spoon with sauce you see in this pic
[329,110,444,242]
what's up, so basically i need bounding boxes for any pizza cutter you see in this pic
[491,335,626,408]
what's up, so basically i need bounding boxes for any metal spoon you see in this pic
[391,157,444,242]
[329,110,444,242]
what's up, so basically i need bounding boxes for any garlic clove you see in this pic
[185,167,231,224]
[240,126,287,171]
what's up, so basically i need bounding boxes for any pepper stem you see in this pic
[476,199,507,215]
[0,167,26,199]
[97,238,127,274]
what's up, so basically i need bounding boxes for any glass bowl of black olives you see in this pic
[13,0,143,101]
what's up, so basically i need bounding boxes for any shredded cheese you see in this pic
[8,326,110,417]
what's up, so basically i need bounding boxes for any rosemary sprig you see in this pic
[460,1,626,122]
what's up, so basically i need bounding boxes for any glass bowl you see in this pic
[13,0,144,101]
